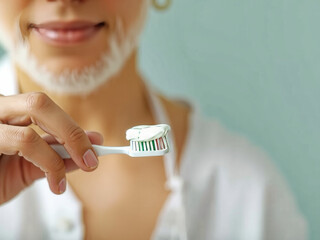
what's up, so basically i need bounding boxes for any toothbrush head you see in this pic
[126,124,171,157]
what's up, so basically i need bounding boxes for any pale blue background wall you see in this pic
[138,1,319,239]
[0,0,319,239]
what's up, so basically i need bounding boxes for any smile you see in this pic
[29,21,106,46]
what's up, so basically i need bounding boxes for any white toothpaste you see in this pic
[126,124,170,141]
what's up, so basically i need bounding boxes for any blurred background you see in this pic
[1,0,319,239]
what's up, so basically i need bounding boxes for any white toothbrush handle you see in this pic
[51,144,130,159]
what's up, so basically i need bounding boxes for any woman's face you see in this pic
[0,0,148,74]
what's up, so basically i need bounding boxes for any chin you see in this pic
[39,54,106,74]
[27,38,109,74]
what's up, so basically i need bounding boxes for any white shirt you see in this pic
[0,58,307,239]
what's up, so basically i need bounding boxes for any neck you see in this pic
[16,50,155,144]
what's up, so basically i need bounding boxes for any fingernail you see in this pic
[59,178,66,194]
[83,149,99,169]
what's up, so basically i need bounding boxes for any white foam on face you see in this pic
[126,124,171,141]
[7,3,148,95]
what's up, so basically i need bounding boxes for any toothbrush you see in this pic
[51,124,171,158]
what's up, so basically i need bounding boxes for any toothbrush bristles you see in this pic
[130,136,169,152]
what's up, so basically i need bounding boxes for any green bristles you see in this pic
[152,140,156,150]
[131,137,168,152]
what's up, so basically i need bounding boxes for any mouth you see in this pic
[28,21,107,46]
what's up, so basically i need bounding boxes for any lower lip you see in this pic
[33,25,102,46]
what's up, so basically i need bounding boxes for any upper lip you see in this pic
[29,20,106,30]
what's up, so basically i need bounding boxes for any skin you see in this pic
[0,0,190,239]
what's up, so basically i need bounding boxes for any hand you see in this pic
[0,92,103,205]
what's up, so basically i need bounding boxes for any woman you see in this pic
[0,0,307,239]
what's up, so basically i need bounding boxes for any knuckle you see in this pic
[26,92,51,112]
[67,125,86,143]
[16,127,39,145]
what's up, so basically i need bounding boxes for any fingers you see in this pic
[13,131,104,188]
[42,131,104,173]
[0,92,99,171]
[0,124,67,194]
